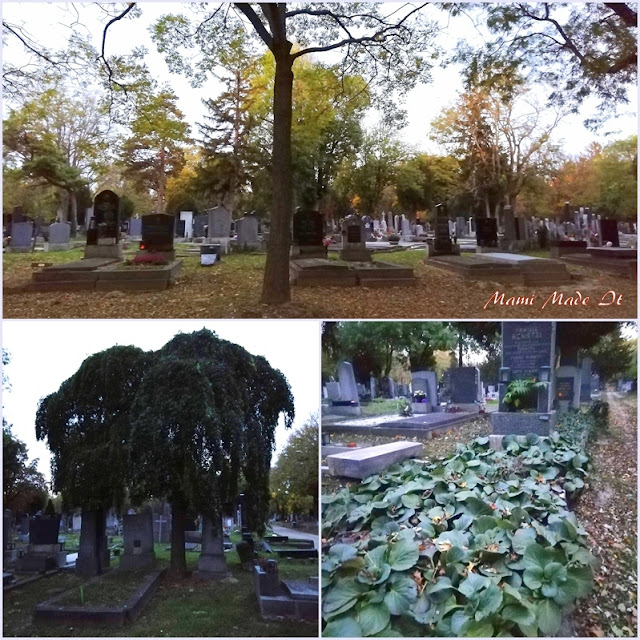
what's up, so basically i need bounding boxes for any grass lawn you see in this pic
[3,538,317,637]
[3,245,635,319]
[359,398,403,417]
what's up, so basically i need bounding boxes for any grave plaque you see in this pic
[446,367,480,404]
[556,377,574,403]
[475,218,498,247]
[600,219,620,247]
[141,213,175,252]
[502,322,554,380]
[340,215,371,261]
[347,225,361,244]
[93,190,120,242]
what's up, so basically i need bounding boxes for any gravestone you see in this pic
[195,515,229,578]
[411,371,438,413]
[72,513,82,532]
[236,215,260,249]
[292,209,326,258]
[193,214,208,238]
[339,215,372,261]
[16,515,64,572]
[76,510,110,577]
[361,215,374,241]
[455,216,466,238]
[47,222,71,251]
[555,365,581,411]
[338,362,359,403]
[175,219,186,237]
[85,190,123,259]
[327,441,423,479]
[179,211,194,238]
[140,213,175,253]
[580,358,593,402]
[475,218,498,250]
[426,203,459,257]
[127,218,142,237]
[600,219,620,246]
[445,367,481,411]
[9,221,33,252]
[401,216,411,239]
[120,511,155,570]
[501,205,516,248]
[491,322,556,439]
[207,206,232,253]
[326,381,341,402]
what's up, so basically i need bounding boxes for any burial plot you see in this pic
[16,515,66,572]
[491,322,556,444]
[326,441,423,479]
[194,515,229,579]
[411,371,437,414]
[85,190,123,260]
[47,222,71,251]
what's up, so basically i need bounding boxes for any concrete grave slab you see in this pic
[327,441,423,479]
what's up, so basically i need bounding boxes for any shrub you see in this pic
[322,435,593,637]
[502,379,549,412]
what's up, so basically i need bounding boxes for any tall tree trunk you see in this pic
[261,46,294,304]
[169,498,187,577]
[458,333,464,367]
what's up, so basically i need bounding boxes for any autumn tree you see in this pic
[270,415,318,519]
[121,87,191,214]
[151,2,435,304]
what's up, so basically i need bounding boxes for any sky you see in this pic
[2,319,321,486]
[2,1,636,156]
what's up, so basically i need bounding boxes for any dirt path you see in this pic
[573,393,638,637]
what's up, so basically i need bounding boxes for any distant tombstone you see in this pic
[401,215,411,239]
[72,513,82,532]
[292,209,326,257]
[580,358,593,402]
[411,371,438,410]
[195,515,229,578]
[93,190,120,244]
[29,516,60,545]
[120,511,155,570]
[337,362,359,404]
[127,218,142,237]
[361,215,374,241]
[455,216,466,238]
[380,218,388,234]
[326,381,341,401]
[426,203,456,257]
[388,377,396,398]
[207,206,232,253]
[236,215,259,249]
[600,219,620,246]
[193,214,208,238]
[445,367,481,405]
[179,211,194,238]
[372,218,380,233]
[475,218,498,248]
[370,376,377,399]
[339,215,371,261]
[175,219,186,237]
[9,221,33,252]
[47,222,71,251]
[84,206,94,229]
[141,213,175,252]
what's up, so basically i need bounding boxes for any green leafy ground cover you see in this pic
[322,433,594,637]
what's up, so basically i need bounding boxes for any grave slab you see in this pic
[327,441,423,479]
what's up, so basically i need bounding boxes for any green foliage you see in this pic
[586,328,635,383]
[270,416,319,519]
[322,434,594,637]
[502,379,549,411]
[3,424,48,514]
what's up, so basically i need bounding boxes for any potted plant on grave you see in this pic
[502,378,549,412]
[412,390,427,404]
[397,397,412,416]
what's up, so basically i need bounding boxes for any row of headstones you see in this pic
[6,221,74,251]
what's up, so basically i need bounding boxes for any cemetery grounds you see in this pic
[321,392,637,637]
[3,529,317,637]
[3,248,637,319]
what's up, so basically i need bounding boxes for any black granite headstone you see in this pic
[476,218,498,247]
[434,203,452,253]
[141,213,174,252]
[93,190,120,242]
[600,219,620,247]
[347,225,361,244]
[29,516,60,545]
[446,367,478,403]
[293,210,324,247]
[175,219,186,237]
[502,322,553,380]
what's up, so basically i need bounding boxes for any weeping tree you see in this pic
[128,329,294,577]
[35,345,148,577]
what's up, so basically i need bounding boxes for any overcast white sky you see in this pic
[2,320,321,486]
[2,1,636,155]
